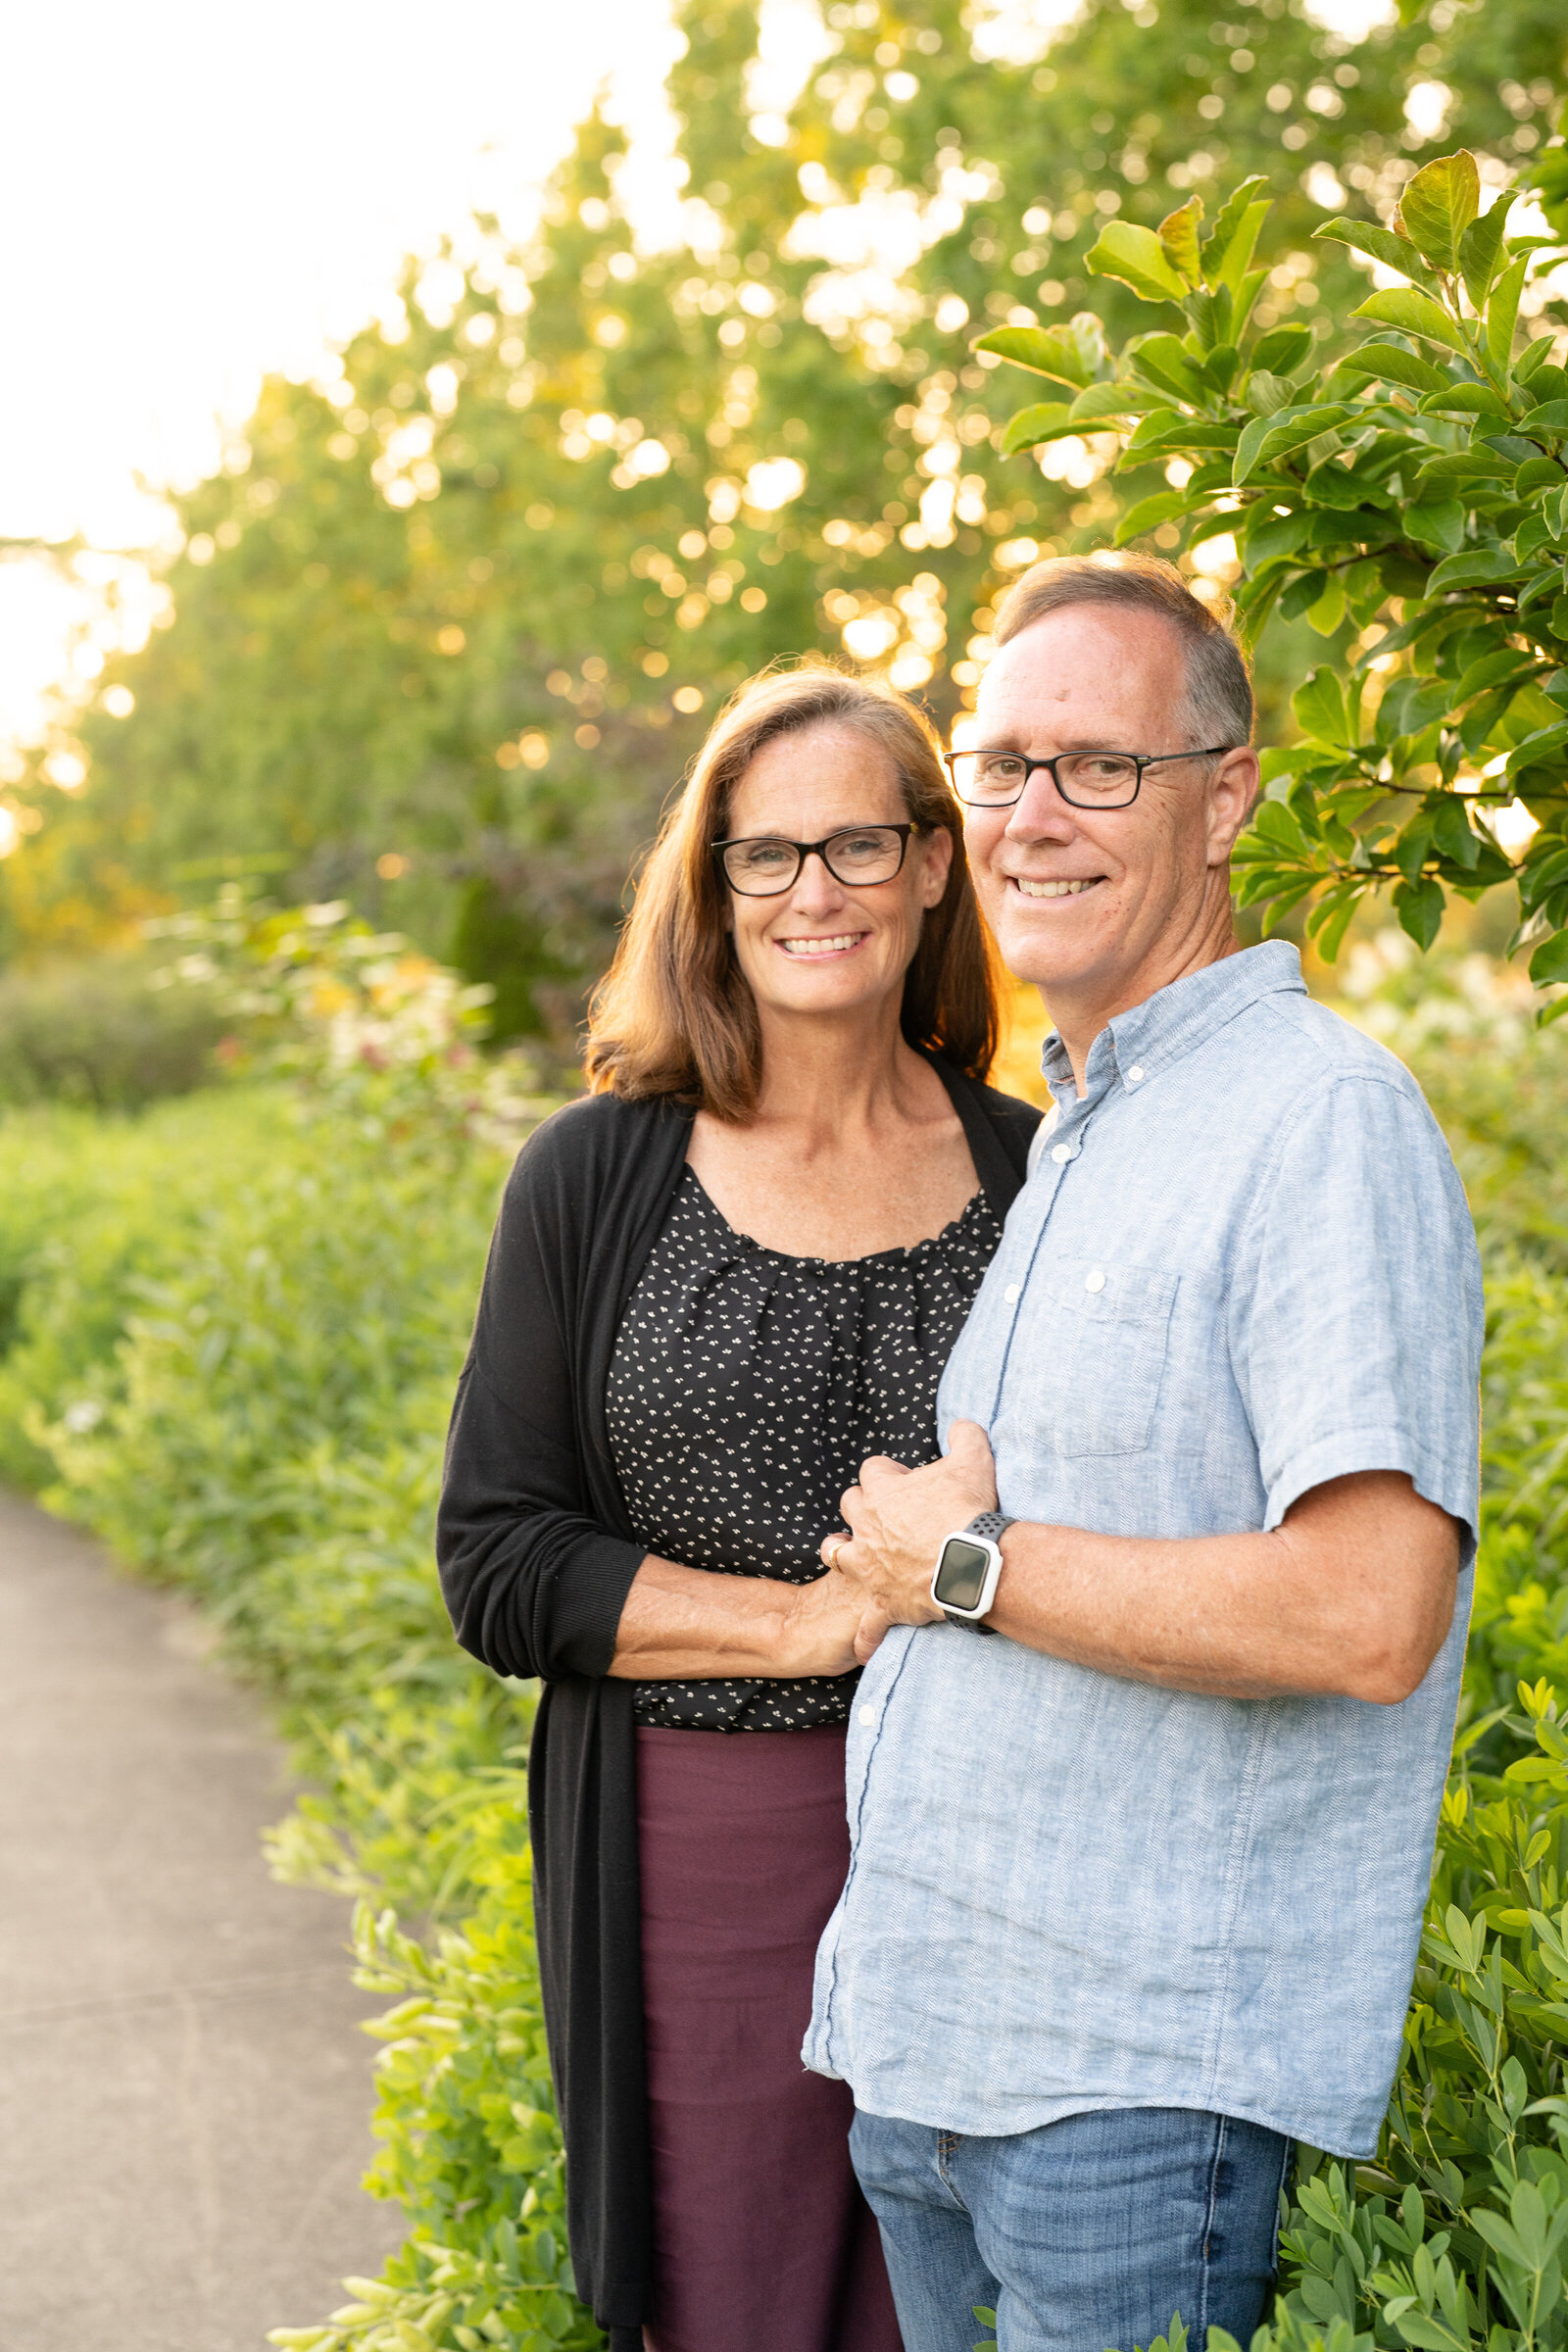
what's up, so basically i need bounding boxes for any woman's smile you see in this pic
[775,930,871,958]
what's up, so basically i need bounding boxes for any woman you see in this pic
[437,664,1041,2352]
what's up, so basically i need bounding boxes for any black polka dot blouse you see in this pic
[605,1166,1004,1733]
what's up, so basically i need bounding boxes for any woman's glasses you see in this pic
[712,823,914,897]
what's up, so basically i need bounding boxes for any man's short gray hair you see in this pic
[991,552,1254,751]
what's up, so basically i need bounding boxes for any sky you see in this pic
[0,0,700,749]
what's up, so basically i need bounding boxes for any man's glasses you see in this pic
[943,747,1230,810]
[711,824,914,897]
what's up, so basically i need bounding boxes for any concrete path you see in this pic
[0,1491,406,2352]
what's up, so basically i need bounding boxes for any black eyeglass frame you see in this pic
[710,822,916,897]
[941,745,1232,810]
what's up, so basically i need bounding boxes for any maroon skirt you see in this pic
[636,1723,903,2352]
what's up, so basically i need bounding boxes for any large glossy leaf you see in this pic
[1155,197,1204,290]
[1395,875,1446,948]
[1459,197,1512,311]
[1233,404,1355,486]
[1293,666,1352,748]
[1529,928,1568,987]
[1068,381,1161,421]
[1200,176,1269,293]
[1426,547,1527,594]
[1112,489,1207,547]
[1125,332,1207,403]
[1489,255,1530,376]
[1250,323,1315,377]
[999,402,1077,455]
[1334,340,1449,396]
[1506,719,1568,776]
[1315,218,1441,293]
[971,323,1101,386]
[1398,151,1481,276]
[1351,288,1470,356]
[1085,220,1188,305]
[1430,792,1482,868]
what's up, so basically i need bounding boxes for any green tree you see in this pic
[977,129,1568,991]
[7,0,1563,1030]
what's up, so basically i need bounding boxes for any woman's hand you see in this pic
[779,1567,874,1678]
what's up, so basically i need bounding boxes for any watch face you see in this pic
[934,1537,991,1612]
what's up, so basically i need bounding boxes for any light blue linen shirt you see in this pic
[804,942,1483,2158]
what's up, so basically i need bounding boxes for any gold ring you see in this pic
[823,1535,846,1569]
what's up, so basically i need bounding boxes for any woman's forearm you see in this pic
[607,1554,860,1680]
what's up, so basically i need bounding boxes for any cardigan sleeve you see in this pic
[436,1113,649,1683]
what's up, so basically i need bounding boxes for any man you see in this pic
[804,553,1483,2352]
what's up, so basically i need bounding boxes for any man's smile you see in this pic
[1010,876,1105,899]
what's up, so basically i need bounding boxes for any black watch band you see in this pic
[942,1511,1014,1633]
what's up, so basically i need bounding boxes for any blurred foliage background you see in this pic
[4,0,1566,1049]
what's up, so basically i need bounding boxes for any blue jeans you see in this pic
[850,2105,1292,2352]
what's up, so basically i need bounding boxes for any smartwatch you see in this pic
[930,1511,1014,1633]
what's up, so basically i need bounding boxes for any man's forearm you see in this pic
[986,1476,1458,1705]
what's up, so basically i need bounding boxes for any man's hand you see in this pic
[821,1420,999,1660]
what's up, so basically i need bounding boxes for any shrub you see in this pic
[0,955,227,1107]
[3,942,1568,2352]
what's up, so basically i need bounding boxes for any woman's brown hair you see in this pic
[584,662,1001,1120]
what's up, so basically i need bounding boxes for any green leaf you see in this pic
[1293,665,1352,747]
[1313,890,1362,963]
[1405,500,1467,554]
[1250,323,1316,377]
[1519,402,1568,439]
[1306,574,1348,636]
[1121,414,1237,461]
[1086,220,1189,305]
[1430,794,1482,868]
[1505,719,1568,775]
[1126,332,1208,403]
[1246,370,1297,417]
[1113,490,1195,546]
[1245,509,1311,570]
[1315,218,1441,291]
[1156,196,1204,289]
[1416,383,1511,421]
[1067,380,1157,422]
[1395,876,1446,947]
[1201,176,1269,292]
[1233,404,1356,486]
[1425,547,1526,594]
[1381,676,1453,742]
[1000,403,1075,455]
[1530,929,1568,986]
[1455,646,1538,700]
[1334,339,1449,396]
[971,320,1102,387]
[1459,196,1512,311]
[1398,151,1481,275]
[1489,254,1530,376]
[1352,288,1470,356]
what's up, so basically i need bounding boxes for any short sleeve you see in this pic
[1228,1072,1483,1564]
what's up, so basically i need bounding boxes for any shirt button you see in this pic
[1004,1283,1020,1303]
[1051,1143,1071,1164]
[1084,1268,1106,1294]
[857,1705,877,1729]
[1127,1064,1145,1084]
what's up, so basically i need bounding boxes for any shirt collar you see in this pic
[1038,941,1308,1109]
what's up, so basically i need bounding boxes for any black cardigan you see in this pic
[435,1062,1041,2342]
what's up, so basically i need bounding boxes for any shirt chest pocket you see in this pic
[1017,1256,1179,1457]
